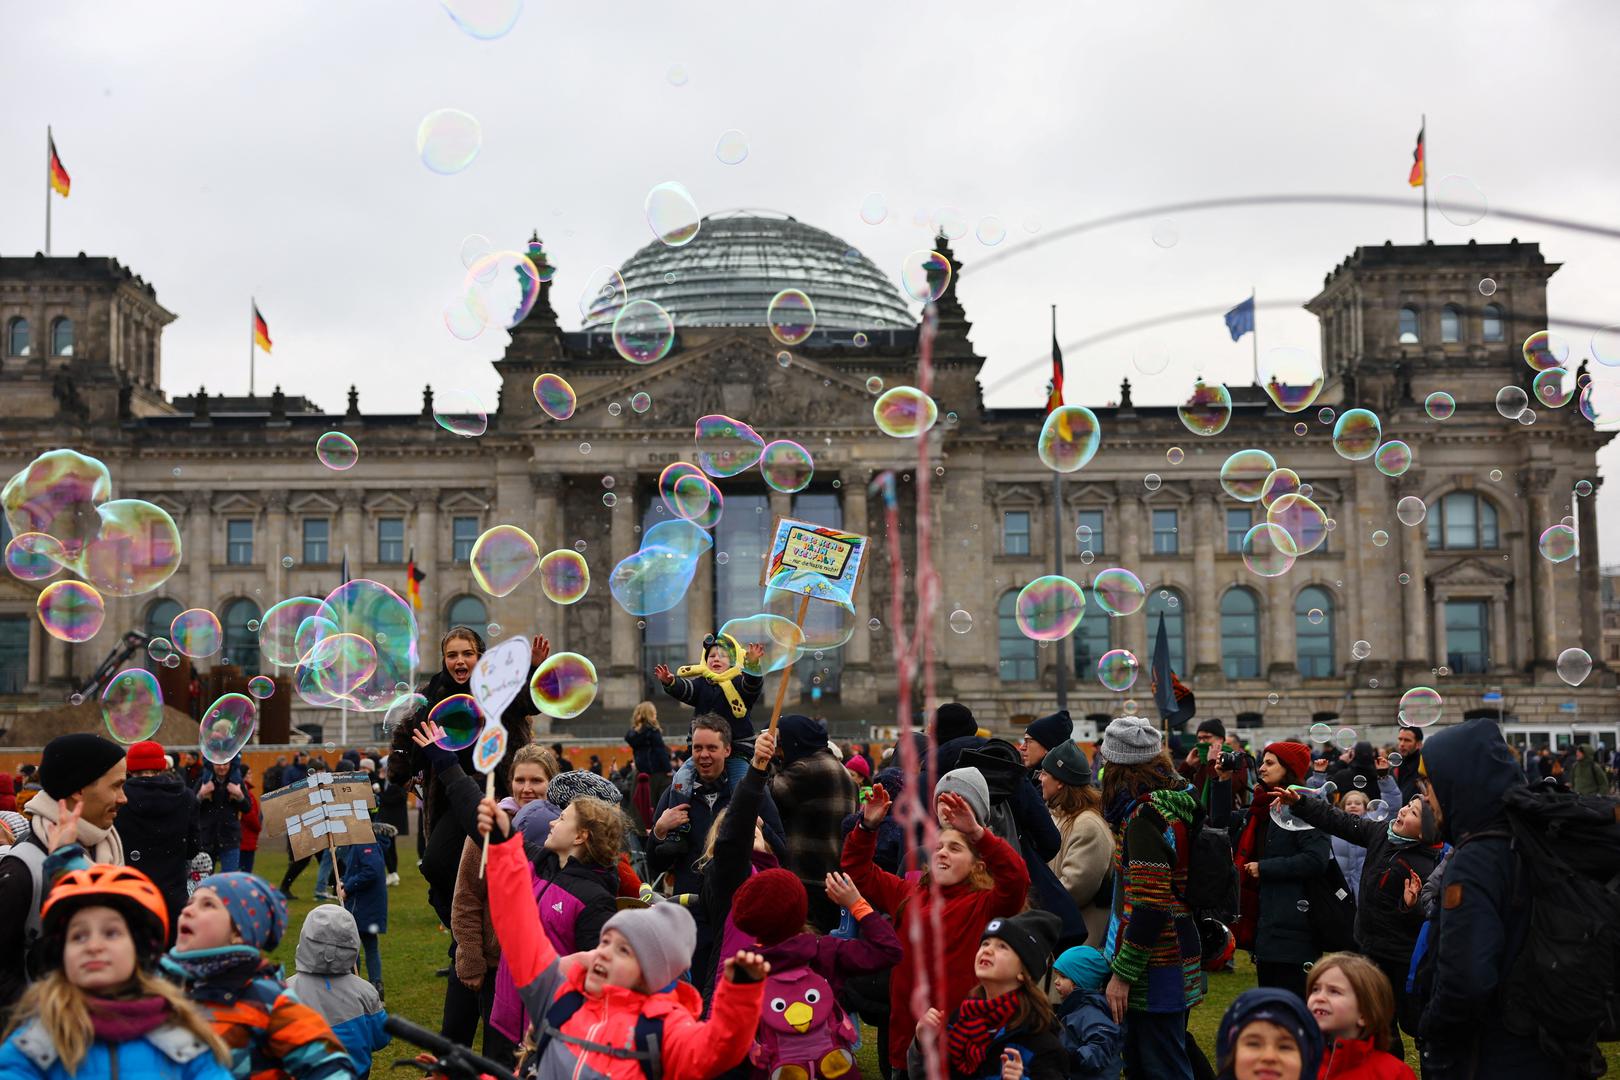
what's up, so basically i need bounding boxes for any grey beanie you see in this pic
[1100,716,1162,765]
[547,770,622,808]
[602,901,697,991]
[933,767,991,826]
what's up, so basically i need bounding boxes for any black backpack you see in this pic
[1483,787,1620,1079]
[1180,808,1239,924]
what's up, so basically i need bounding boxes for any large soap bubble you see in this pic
[719,613,806,674]
[1014,576,1084,641]
[529,652,599,719]
[428,694,484,751]
[312,579,421,712]
[609,520,712,617]
[171,609,222,658]
[259,596,337,667]
[101,668,164,744]
[1219,449,1277,503]
[37,579,105,643]
[200,693,258,764]
[538,549,590,604]
[1177,381,1231,437]
[76,499,183,597]
[1037,406,1101,473]
[2,448,112,560]
[695,416,766,478]
[471,525,540,597]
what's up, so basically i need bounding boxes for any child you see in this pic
[0,864,232,1080]
[164,871,358,1079]
[1216,988,1325,1080]
[287,906,390,1077]
[1331,790,1370,898]
[1304,953,1416,1079]
[656,633,766,788]
[910,911,1067,1080]
[476,795,770,1079]
[338,822,395,997]
[1050,946,1123,1080]
[841,779,1031,1073]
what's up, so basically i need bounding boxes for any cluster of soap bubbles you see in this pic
[259,579,420,716]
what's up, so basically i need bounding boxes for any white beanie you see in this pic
[1100,716,1162,765]
[933,767,991,826]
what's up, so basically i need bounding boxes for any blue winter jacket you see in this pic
[1055,987,1123,1080]
[340,833,390,934]
[287,905,390,1075]
[0,1019,233,1080]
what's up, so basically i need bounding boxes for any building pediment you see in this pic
[288,492,339,514]
[363,492,414,514]
[438,490,490,513]
[1428,556,1514,588]
[213,492,259,514]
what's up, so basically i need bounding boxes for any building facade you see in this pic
[0,221,1613,745]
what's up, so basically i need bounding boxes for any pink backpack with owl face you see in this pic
[749,963,858,1080]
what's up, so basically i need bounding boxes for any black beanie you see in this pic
[982,909,1063,981]
[1196,717,1226,740]
[1024,710,1074,753]
[934,702,977,743]
[40,733,127,799]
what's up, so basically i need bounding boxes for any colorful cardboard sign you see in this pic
[761,517,869,611]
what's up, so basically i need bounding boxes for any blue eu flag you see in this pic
[1224,296,1255,341]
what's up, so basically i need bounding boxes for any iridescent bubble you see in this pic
[609,521,711,617]
[1374,441,1412,477]
[1038,406,1102,473]
[315,579,420,712]
[75,500,183,598]
[1258,346,1324,413]
[5,532,65,582]
[612,299,676,364]
[443,292,487,340]
[644,181,701,247]
[1425,391,1455,420]
[1143,474,1162,492]
[695,415,765,478]
[760,440,815,493]
[460,233,494,273]
[100,669,163,744]
[1151,223,1179,248]
[1219,449,1277,503]
[1532,368,1571,409]
[1394,496,1426,527]
[1495,386,1529,420]
[416,108,482,175]
[538,549,590,605]
[948,609,973,634]
[200,694,257,764]
[1330,409,1381,461]
[433,388,488,437]
[1538,524,1577,563]
[259,596,336,667]
[1371,530,1390,548]
[529,652,598,719]
[976,216,1007,246]
[1242,523,1297,578]
[462,249,544,331]
[1522,330,1568,372]
[859,193,888,226]
[1478,277,1497,297]
[1592,325,1620,368]
[873,387,939,438]
[765,585,857,652]
[1308,722,1332,743]
[1092,568,1146,617]
[304,633,380,698]
[1177,380,1232,436]
[2,448,112,559]
[1166,447,1185,465]
[1575,479,1594,497]
[1270,789,1316,832]
[147,637,174,663]
[1366,800,1390,823]
[1267,494,1327,556]
[866,376,884,395]
[533,374,577,420]
[170,608,221,658]
[1434,175,1488,226]
[1557,647,1593,687]
[714,129,749,165]
[1260,468,1301,509]
[440,0,523,40]
[428,694,483,751]
[1014,576,1085,641]
[853,332,869,347]
[630,392,652,414]
[316,432,358,471]
[577,265,627,321]
[767,290,816,346]
[247,675,275,700]
[470,525,540,597]
[718,613,805,673]
[899,250,952,303]
[1351,639,1372,660]
[1097,649,1139,692]
[1294,423,1308,436]
[381,691,427,735]
[1398,686,1443,728]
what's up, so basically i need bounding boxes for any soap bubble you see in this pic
[529,652,598,719]
[866,377,884,395]
[440,0,523,40]
[199,693,257,764]
[1557,647,1593,686]
[1366,800,1390,823]
[1398,686,1443,728]
[1575,479,1594,497]
[609,521,711,616]
[471,525,540,597]
[1267,494,1327,556]
[577,265,627,321]
[859,193,887,226]
[1258,346,1324,413]
[899,250,951,303]
[1037,406,1101,473]
[1270,789,1316,832]
[873,387,939,438]
[1331,409,1381,461]
[718,614,805,673]
[1351,640,1372,660]
[760,440,815,493]
[5,532,65,582]
[1308,722,1332,743]
[1166,447,1185,465]
[714,129,749,165]
[433,388,488,437]
[1144,474,1162,492]
[170,608,222,658]
[659,463,723,528]
[417,108,482,175]
[948,609,973,634]
[1434,175,1488,226]
[428,694,483,751]
[1494,385,1530,420]
[644,181,701,247]
[1219,449,1277,503]
[1374,441,1413,477]
[765,586,857,652]
[695,415,766,478]
[259,597,336,667]
[2,448,112,560]
[533,374,578,420]
[317,432,359,470]
[1242,523,1297,578]
[1538,524,1577,563]
[612,299,676,364]
[1532,368,1571,409]
[1096,648,1139,691]
[539,549,590,604]
[1092,568,1146,616]
[976,216,1007,246]
[1522,330,1569,372]
[1260,469,1301,509]
[247,675,275,700]
[312,579,420,713]
[1395,496,1427,527]
[766,290,816,346]
[1425,392,1455,420]
[1177,380,1231,436]
[303,633,380,699]
[381,692,427,735]
[147,637,174,664]
[1014,576,1085,641]
[100,669,163,744]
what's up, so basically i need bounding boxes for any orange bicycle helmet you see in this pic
[41,864,169,961]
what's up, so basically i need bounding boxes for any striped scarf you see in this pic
[948,991,1019,1076]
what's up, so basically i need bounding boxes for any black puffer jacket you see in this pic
[118,772,200,943]
[1211,785,1332,966]
[625,725,672,776]
[194,773,247,855]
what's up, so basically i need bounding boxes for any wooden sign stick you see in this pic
[327,829,344,900]
[478,769,496,878]
[766,591,813,738]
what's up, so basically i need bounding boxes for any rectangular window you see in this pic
[1445,599,1490,675]
[302,518,330,564]
[1077,510,1105,556]
[0,614,28,693]
[1152,508,1179,555]
[226,519,254,565]
[452,516,478,562]
[1225,508,1252,554]
[377,517,405,564]
[1003,511,1031,556]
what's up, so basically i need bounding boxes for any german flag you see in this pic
[1408,125,1425,188]
[252,302,272,353]
[48,133,70,198]
[406,548,425,611]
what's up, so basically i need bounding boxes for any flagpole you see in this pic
[44,127,52,256]
[1250,286,1259,386]
[249,298,256,398]
[1421,114,1429,244]
[1051,304,1068,712]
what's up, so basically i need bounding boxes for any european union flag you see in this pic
[1225,296,1255,341]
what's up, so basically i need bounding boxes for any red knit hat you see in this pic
[1263,741,1312,786]
[125,741,167,774]
[731,868,808,947]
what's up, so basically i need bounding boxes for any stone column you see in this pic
[1578,478,1603,663]
[1526,470,1557,667]
[1396,474,1429,668]
[609,477,639,678]
[1431,593,1449,671]
[414,492,439,639]
[529,475,560,646]
[1190,481,1220,677]
[1490,594,1509,671]
[187,491,213,612]
[843,474,873,671]
[1264,564,1295,684]
[340,492,364,578]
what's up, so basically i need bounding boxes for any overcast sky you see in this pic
[6,1,1620,551]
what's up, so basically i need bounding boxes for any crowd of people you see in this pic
[0,622,1615,1080]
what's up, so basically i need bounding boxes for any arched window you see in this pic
[50,318,73,357]
[1295,586,1335,678]
[447,594,488,634]
[220,598,262,676]
[1440,305,1462,343]
[998,590,1037,682]
[1482,304,1505,342]
[1220,587,1261,679]
[144,600,182,673]
[1073,587,1110,682]
[6,318,29,357]
[1426,492,1500,550]
[1146,588,1187,675]
[1398,306,1420,344]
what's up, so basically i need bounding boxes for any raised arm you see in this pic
[482,802,559,987]
[1286,791,1381,848]
[840,785,910,917]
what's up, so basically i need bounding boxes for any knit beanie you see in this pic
[125,740,167,774]
[982,910,1063,981]
[1217,989,1324,1079]
[1263,741,1312,786]
[731,868,809,947]
[40,733,127,800]
[195,872,287,951]
[1053,945,1111,992]
[1099,717,1162,765]
[933,767,991,826]
[513,799,560,849]
[1041,740,1093,788]
[548,770,622,808]
[1196,717,1227,740]
[845,755,871,781]
[602,902,697,991]
[934,702,978,743]
[1024,710,1074,753]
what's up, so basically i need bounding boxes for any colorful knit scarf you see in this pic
[947,991,1020,1076]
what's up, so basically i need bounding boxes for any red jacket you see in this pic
[841,822,1030,1067]
[487,832,764,1080]
[1318,1034,1418,1080]
[240,787,262,853]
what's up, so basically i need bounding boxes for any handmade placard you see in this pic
[760,517,869,611]
[260,770,377,860]
[470,635,530,722]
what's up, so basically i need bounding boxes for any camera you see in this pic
[1217,751,1246,771]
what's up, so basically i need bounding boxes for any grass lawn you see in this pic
[252,846,1617,1075]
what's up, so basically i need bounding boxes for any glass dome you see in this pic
[582,211,916,332]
